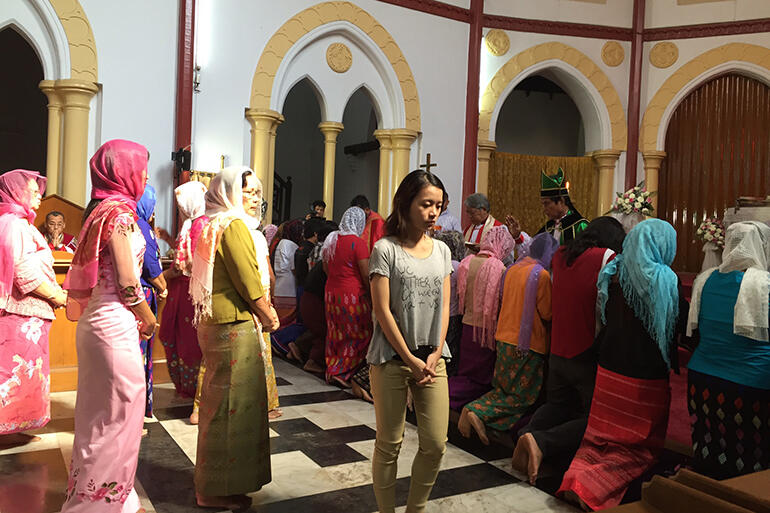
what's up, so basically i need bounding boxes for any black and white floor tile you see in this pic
[0,358,578,513]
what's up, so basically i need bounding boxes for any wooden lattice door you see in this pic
[658,73,770,272]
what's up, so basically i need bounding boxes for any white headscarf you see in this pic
[321,206,366,263]
[173,181,207,272]
[687,221,770,341]
[242,174,271,291]
[190,166,253,324]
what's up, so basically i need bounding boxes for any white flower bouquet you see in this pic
[610,182,655,216]
[695,217,725,249]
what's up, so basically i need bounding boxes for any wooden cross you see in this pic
[420,153,438,172]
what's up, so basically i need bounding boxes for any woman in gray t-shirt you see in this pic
[367,170,452,513]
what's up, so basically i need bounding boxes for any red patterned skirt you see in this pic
[558,365,670,510]
[324,290,372,383]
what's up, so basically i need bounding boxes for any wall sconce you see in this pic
[193,65,201,93]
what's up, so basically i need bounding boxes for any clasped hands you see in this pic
[407,350,442,386]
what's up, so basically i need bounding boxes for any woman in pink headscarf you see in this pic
[448,225,514,410]
[61,140,156,513]
[0,170,67,447]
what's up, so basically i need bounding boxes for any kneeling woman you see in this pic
[190,167,279,511]
[559,219,679,511]
[368,170,453,513]
[460,232,558,444]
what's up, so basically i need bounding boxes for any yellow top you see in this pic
[205,219,265,325]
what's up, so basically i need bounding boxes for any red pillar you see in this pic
[175,0,196,187]
[460,0,483,228]
[624,0,645,189]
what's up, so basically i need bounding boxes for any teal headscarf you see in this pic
[597,218,679,368]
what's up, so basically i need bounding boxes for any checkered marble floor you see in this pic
[0,358,578,513]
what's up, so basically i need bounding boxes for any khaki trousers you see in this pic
[370,358,449,513]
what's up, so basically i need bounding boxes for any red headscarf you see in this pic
[0,170,47,305]
[63,140,148,318]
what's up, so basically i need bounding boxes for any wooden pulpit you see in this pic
[41,195,171,392]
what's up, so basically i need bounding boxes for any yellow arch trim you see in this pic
[640,43,770,152]
[49,0,98,81]
[249,1,420,131]
[479,42,627,151]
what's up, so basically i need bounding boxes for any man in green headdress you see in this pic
[536,168,588,245]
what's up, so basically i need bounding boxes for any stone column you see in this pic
[642,150,666,213]
[39,80,63,196]
[245,108,283,224]
[267,123,280,221]
[318,121,344,219]
[477,139,497,196]
[592,149,622,217]
[57,79,99,206]
[389,129,419,199]
[374,129,392,216]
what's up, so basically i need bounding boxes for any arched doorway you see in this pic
[495,75,585,157]
[274,78,325,222]
[488,73,597,238]
[333,87,380,220]
[0,27,48,174]
[658,73,770,272]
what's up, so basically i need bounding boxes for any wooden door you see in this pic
[658,73,770,272]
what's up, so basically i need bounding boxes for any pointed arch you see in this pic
[640,43,770,152]
[249,1,420,131]
[479,42,627,152]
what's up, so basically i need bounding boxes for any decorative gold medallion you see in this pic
[485,29,510,57]
[650,42,679,69]
[601,41,625,67]
[326,43,352,73]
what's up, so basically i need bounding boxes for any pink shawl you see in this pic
[63,140,148,318]
[456,225,514,349]
[0,170,47,306]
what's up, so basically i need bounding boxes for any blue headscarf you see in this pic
[597,218,679,368]
[137,184,156,222]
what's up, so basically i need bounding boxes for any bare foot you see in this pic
[0,433,41,448]
[466,409,490,445]
[189,411,199,425]
[303,359,324,373]
[268,408,283,419]
[331,376,351,389]
[351,380,373,403]
[288,342,304,363]
[196,493,251,510]
[511,437,528,475]
[518,432,543,485]
[562,490,592,511]
[458,407,472,438]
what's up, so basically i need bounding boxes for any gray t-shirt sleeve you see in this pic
[369,239,392,278]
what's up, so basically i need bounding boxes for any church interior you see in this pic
[2,0,770,512]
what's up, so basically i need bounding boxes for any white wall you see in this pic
[79,0,179,249]
[484,0,633,28]
[495,89,584,156]
[646,0,770,28]
[191,0,469,224]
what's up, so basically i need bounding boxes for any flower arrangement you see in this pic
[610,181,655,216]
[696,217,725,248]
